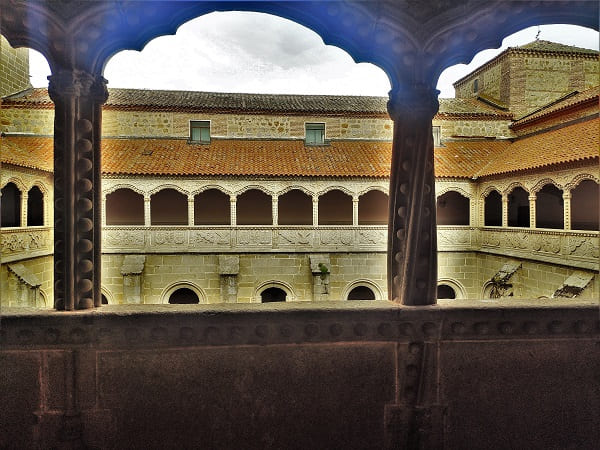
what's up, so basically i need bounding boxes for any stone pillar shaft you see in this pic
[21,192,28,227]
[144,197,151,226]
[502,194,508,227]
[563,191,571,230]
[352,196,359,226]
[48,70,108,310]
[387,86,439,305]
[312,198,319,227]
[188,197,195,226]
[529,195,536,228]
[230,197,237,226]
[272,197,278,226]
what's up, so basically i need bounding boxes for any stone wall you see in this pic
[435,118,513,138]
[0,254,53,306]
[0,35,30,97]
[0,107,54,134]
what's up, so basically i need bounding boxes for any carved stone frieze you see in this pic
[237,230,272,246]
[1,229,52,255]
[279,230,314,246]
[567,236,600,259]
[103,230,145,247]
[190,230,230,246]
[319,230,354,246]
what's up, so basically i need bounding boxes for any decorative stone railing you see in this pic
[438,226,599,270]
[102,226,388,253]
[0,227,53,262]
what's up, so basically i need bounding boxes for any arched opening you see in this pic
[536,184,564,229]
[168,288,200,304]
[194,189,230,225]
[151,188,188,225]
[318,190,352,225]
[261,287,287,303]
[358,190,388,225]
[1,182,21,227]
[507,187,530,227]
[347,286,376,300]
[484,190,502,226]
[437,284,456,299]
[101,294,108,305]
[571,180,598,231]
[106,188,145,225]
[237,189,272,225]
[278,190,312,225]
[27,186,44,226]
[436,191,470,225]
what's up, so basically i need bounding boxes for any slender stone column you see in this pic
[529,195,537,228]
[188,196,195,226]
[352,195,359,226]
[387,86,439,305]
[312,197,319,227]
[230,196,237,226]
[563,191,571,230]
[502,193,508,227]
[21,192,28,227]
[48,70,108,310]
[101,195,107,227]
[144,196,151,226]
[272,197,278,226]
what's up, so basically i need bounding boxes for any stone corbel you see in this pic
[219,255,239,303]
[309,254,331,301]
[120,255,146,304]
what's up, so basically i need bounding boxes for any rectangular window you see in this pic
[190,120,210,143]
[305,123,325,145]
[432,126,441,146]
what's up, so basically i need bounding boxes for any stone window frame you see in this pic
[189,120,211,144]
[342,279,384,301]
[161,281,207,304]
[253,280,296,303]
[437,277,467,300]
[432,126,441,147]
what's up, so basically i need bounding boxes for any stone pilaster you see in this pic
[48,70,108,310]
[563,191,571,230]
[387,85,439,305]
[529,195,537,228]
[502,193,508,227]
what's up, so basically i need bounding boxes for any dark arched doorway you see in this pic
[261,287,287,303]
[347,286,376,300]
[237,189,272,225]
[570,180,598,231]
[278,189,312,225]
[358,190,389,225]
[436,191,470,225]
[106,188,145,225]
[27,186,44,226]
[484,190,502,226]
[1,182,21,227]
[318,190,352,225]
[194,189,230,225]
[168,288,200,304]
[508,187,530,227]
[536,184,564,229]
[437,284,456,299]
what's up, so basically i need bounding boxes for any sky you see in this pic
[28,12,599,98]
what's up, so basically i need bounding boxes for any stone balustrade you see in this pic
[438,226,599,270]
[0,227,53,262]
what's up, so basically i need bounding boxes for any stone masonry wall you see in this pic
[0,255,53,307]
[435,118,513,138]
[0,35,30,97]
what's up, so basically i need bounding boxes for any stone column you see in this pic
[21,192,28,227]
[272,197,278,226]
[188,195,195,226]
[563,191,571,230]
[352,195,359,226]
[144,196,151,226]
[529,195,536,228]
[312,197,319,227]
[48,70,108,310]
[502,193,508,227]
[101,194,107,227]
[230,195,237,226]
[387,86,439,305]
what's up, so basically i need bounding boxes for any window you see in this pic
[473,78,479,93]
[305,123,325,145]
[432,126,441,146]
[190,120,210,143]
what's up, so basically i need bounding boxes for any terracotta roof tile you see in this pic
[434,140,511,178]
[1,136,53,172]
[512,86,599,127]
[517,40,599,55]
[3,88,511,118]
[477,118,599,176]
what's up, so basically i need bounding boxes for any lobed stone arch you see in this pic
[317,186,354,198]
[565,173,600,191]
[28,180,50,196]
[436,186,472,201]
[253,280,296,303]
[531,178,563,195]
[148,184,190,197]
[480,185,502,200]
[342,279,384,301]
[357,186,388,197]
[277,185,314,197]
[161,281,207,305]
[234,185,275,197]
[503,182,530,196]
[104,183,146,197]
[1,176,27,192]
[191,185,232,197]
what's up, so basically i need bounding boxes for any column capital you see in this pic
[387,84,440,121]
[528,195,537,201]
[48,70,108,103]
[562,191,572,199]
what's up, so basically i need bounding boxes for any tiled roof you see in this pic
[101,138,392,177]
[3,88,510,118]
[512,86,599,127]
[434,140,511,178]
[517,40,599,55]
[477,118,599,176]
[0,136,53,172]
